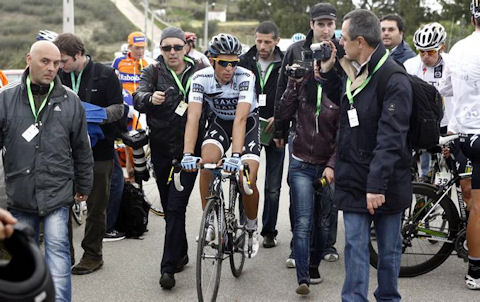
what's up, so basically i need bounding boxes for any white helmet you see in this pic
[472,0,480,18]
[36,30,58,42]
[413,22,446,51]
[291,33,306,43]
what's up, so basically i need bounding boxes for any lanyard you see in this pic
[168,69,192,99]
[256,63,274,94]
[70,70,84,94]
[346,50,389,107]
[26,76,54,122]
[316,84,323,117]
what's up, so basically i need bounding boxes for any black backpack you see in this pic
[115,183,150,238]
[377,62,443,150]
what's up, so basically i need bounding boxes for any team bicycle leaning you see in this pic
[1,1,480,301]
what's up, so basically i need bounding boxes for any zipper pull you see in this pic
[315,114,319,133]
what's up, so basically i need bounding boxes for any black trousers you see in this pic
[151,153,197,274]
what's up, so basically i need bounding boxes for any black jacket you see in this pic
[239,45,284,120]
[58,57,124,161]
[277,71,340,166]
[133,56,204,159]
[0,70,93,216]
[329,44,413,214]
[274,30,344,140]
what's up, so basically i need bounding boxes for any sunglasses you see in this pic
[212,58,240,68]
[161,44,184,52]
[419,49,439,56]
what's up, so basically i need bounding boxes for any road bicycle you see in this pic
[369,134,471,277]
[194,163,253,302]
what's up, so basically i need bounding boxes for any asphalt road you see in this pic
[71,151,478,301]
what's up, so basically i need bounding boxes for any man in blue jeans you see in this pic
[276,52,341,294]
[323,10,413,301]
[0,41,93,302]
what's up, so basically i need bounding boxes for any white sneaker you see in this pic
[244,231,259,258]
[205,224,216,242]
[323,253,339,262]
[196,224,216,243]
[465,275,480,290]
[286,257,296,268]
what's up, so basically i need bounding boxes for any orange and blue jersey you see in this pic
[112,52,148,94]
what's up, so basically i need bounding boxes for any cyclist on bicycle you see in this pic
[441,0,480,289]
[404,22,450,182]
[182,33,261,257]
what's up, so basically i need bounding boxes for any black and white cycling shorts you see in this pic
[459,134,480,189]
[202,112,260,162]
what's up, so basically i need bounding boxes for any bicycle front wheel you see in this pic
[369,183,460,277]
[196,198,223,302]
[228,185,245,277]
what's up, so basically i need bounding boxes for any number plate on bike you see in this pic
[434,171,451,186]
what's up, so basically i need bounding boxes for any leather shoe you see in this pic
[175,255,189,273]
[71,257,103,275]
[160,273,175,289]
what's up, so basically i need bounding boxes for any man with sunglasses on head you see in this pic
[182,33,261,258]
[404,23,451,183]
[133,26,205,290]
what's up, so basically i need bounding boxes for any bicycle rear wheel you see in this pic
[228,184,245,277]
[196,198,223,302]
[369,183,459,277]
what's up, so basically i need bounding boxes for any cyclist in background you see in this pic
[0,70,7,88]
[184,32,210,67]
[441,0,480,290]
[404,22,450,182]
[182,33,261,258]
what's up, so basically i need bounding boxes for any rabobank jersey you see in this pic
[112,52,148,94]
[189,66,257,120]
[404,54,451,127]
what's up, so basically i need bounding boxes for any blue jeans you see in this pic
[106,152,124,232]
[342,211,403,302]
[288,157,327,284]
[287,131,295,258]
[261,143,285,237]
[319,185,338,256]
[10,206,71,302]
[420,152,431,179]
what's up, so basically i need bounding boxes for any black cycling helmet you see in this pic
[0,224,55,302]
[208,33,242,57]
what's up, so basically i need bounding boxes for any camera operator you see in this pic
[277,43,341,295]
[274,2,345,269]
[133,27,205,290]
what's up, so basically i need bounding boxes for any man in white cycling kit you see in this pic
[404,22,451,182]
[441,0,480,290]
[182,33,261,257]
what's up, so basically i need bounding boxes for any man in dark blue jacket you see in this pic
[380,14,416,63]
[322,9,412,301]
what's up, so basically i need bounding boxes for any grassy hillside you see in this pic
[0,0,139,69]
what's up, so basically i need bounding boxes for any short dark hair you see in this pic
[54,33,85,58]
[380,14,405,33]
[344,9,381,48]
[255,21,279,40]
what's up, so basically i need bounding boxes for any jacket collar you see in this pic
[340,43,388,91]
[21,68,67,104]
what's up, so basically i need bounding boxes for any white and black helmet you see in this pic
[36,30,58,42]
[208,33,242,57]
[413,22,446,51]
[472,0,480,18]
